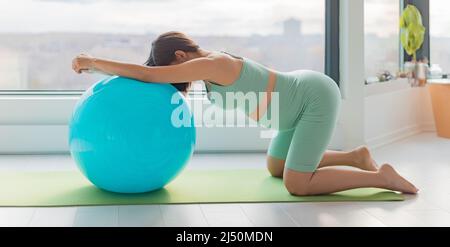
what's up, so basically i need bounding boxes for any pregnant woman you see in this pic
[72,31,418,195]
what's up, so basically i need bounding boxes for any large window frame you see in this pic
[0,0,340,153]
[325,0,340,85]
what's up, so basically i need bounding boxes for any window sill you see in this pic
[364,78,411,97]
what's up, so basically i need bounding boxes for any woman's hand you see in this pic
[72,54,95,74]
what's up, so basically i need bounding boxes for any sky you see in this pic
[0,0,324,36]
[430,0,450,37]
[0,0,449,37]
[365,0,400,38]
[365,0,450,38]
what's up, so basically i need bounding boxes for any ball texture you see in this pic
[69,76,196,193]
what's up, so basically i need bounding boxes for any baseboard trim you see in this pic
[366,123,435,149]
[421,121,437,132]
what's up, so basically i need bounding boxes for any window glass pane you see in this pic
[0,0,325,90]
[364,0,400,79]
[430,0,450,74]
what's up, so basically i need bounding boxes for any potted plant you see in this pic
[400,4,427,86]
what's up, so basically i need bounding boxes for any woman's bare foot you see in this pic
[378,164,419,194]
[354,146,379,171]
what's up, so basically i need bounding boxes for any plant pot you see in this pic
[428,80,450,138]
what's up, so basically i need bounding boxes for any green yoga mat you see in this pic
[0,169,403,207]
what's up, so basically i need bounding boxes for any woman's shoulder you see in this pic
[200,51,246,88]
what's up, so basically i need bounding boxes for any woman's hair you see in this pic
[145,31,200,92]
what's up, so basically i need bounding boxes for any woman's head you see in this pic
[145,31,200,92]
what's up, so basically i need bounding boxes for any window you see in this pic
[364,0,400,80]
[430,0,450,74]
[0,0,325,91]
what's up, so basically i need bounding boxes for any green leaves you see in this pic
[400,4,425,60]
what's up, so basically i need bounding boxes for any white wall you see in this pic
[364,80,435,149]
[0,95,343,154]
[338,0,366,150]
[0,96,272,154]
[342,0,437,150]
[0,85,436,154]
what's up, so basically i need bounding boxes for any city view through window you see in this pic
[0,0,325,90]
[4,1,448,90]
[430,0,450,75]
[364,0,400,79]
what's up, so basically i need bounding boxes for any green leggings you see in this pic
[266,70,341,173]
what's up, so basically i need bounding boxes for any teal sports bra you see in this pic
[207,55,271,116]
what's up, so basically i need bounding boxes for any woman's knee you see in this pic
[267,156,285,178]
[283,169,314,196]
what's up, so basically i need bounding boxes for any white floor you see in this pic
[1,132,450,227]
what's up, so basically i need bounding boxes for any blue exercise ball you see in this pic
[69,76,196,193]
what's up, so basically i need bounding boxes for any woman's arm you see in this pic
[72,54,234,84]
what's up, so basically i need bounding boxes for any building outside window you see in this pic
[0,0,325,91]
